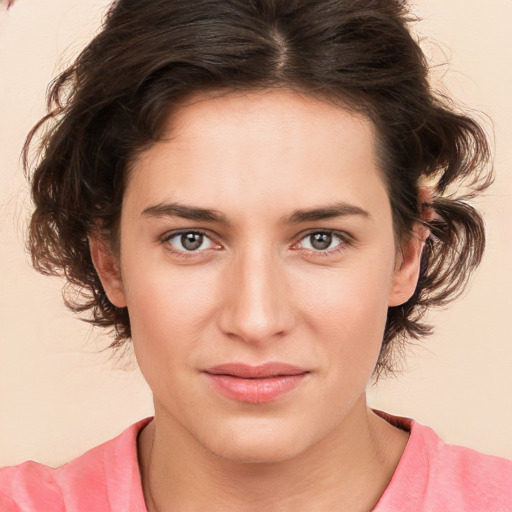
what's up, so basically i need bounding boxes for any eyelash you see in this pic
[160,229,352,259]
[294,230,350,257]
[161,230,221,260]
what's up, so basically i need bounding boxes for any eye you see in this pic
[296,231,346,254]
[163,230,220,254]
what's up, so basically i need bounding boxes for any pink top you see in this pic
[1,412,511,511]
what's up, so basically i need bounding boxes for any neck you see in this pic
[138,396,409,512]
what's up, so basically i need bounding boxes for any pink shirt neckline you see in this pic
[103,416,151,511]
[104,411,420,511]
[371,410,428,510]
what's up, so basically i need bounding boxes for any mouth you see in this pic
[203,363,309,404]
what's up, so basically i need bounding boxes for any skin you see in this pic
[91,89,428,511]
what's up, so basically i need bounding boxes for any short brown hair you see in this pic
[24,0,493,377]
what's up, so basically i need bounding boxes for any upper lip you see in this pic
[204,362,309,379]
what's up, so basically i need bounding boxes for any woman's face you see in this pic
[94,89,422,463]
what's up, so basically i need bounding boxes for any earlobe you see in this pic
[89,236,127,308]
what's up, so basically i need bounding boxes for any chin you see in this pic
[210,437,304,464]
[198,417,313,464]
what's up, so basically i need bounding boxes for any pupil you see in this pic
[182,233,203,251]
[311,233,332,250]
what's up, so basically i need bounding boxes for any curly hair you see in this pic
[24,0,493,377]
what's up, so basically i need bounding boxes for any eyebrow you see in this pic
[142,202,228,223]
[141,201,370,224]
[285,202,370,223]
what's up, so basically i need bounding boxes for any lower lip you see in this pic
[205,373,307,404]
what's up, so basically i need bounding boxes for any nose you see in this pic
[217,245,295,345]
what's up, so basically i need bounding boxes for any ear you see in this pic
[388,187,434,307]
[388,227,427,306]
[89,235,127,308]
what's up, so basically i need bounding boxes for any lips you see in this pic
[203,363,309,404]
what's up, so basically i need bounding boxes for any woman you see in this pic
[1,0,511,510]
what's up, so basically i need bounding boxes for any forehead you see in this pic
[164,89,376,163]
[124,89,390,220]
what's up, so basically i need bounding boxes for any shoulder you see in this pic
[374,410,512,512]
[0,418,151,512]
[418,421,512,506]
[0,460,62,512]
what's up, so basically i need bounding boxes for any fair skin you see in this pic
[91,89,428,511]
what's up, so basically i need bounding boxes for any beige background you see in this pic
[0,0,511,467]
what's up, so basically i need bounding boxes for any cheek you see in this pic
[294,258,394,368]
[299,261,392,328]
[120,255,221,365]
[123,267,224,417]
